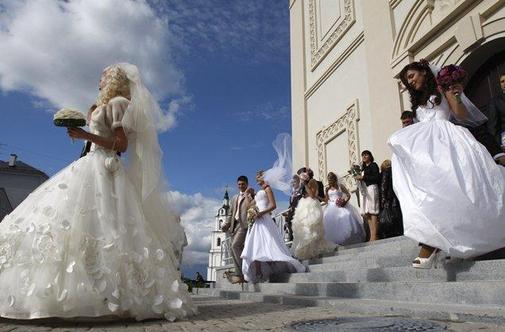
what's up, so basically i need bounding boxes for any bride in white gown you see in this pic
[389,60,505,268]
[0,63,195,320]
[322,172,365,246]
[241,171,306,283]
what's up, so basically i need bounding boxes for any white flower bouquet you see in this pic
[53,108,86,127]
[246,204,259,230]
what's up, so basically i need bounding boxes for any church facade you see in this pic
[207,190,231,281]
[290,0,505,192]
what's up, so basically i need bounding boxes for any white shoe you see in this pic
[412,250,439,269]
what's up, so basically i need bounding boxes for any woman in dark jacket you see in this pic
[379,160,403,238]
[355,150,380,241]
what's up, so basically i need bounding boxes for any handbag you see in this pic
[104,154,120,173]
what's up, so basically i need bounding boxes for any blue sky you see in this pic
[0,0,291,278]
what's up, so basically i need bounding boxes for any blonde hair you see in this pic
[96,65,130,107]
[381,159,391,171]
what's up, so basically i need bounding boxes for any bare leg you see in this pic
[368,214,379,241]
[419,244,437,258]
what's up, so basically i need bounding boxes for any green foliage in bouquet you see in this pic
[53,118,87,127]
[53,108,86,127]
[347,164,362,177]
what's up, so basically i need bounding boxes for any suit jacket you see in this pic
[316,180,325,201]
[285,187,303,223]
[487,93,505,145]
[228,193,248,234]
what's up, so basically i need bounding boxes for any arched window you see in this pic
[217,238,221,247]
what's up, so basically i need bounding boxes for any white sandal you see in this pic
[412,250,439,269]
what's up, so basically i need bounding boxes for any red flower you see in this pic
[436,64,467,90]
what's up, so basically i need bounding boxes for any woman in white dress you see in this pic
[291,177,335,260]
[0,64,195,320]
[355,151,380,241]
[241,171,306,283]
[323,172,365,246]
[389,60,505,268]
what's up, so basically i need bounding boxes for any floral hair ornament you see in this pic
[418,58,430,67]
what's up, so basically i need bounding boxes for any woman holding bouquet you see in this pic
[0,64,195,320]
[322,172,365,246]
[241,171,305,283]
[389,59,505,268]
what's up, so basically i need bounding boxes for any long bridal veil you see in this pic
[263,133,293,196]
[118,63,187,263]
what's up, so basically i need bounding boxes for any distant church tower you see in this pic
[207,189,231,281]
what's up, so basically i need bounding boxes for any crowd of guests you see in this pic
[221,155,405,284]
[222,61,505,284]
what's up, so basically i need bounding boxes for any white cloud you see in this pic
[150,0,290,64]
[0,0,187,131]
[237,103,290,122]
[166,191,221,269]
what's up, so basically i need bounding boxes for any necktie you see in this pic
[235,193,245,220]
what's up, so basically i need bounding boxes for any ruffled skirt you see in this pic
[292,198,335,259]
[0,149,195,320]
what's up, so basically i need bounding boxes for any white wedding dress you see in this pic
[291,197,335,260]
[241,190,305,283]
[0,96,195,321]
[323,189,365,245]
[389,95,505,258]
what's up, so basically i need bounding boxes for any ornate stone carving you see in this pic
[316,100,360,191]
[309,0,356,70]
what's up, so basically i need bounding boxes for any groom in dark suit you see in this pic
[297,167,325,201]
[487,73,505,150]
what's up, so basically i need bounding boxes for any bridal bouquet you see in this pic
[347,164,362,178]
[246,204,259,230]
[53,108,86,127]
[347,164,363,207]
[436,64,467,103]
[335,193,348,208]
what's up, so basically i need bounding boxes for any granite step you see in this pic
[226,280,505,306]
[309,236,416,260]
[272,258,505,283]
[194,288,505,324]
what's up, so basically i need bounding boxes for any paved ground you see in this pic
[1,295,505,332]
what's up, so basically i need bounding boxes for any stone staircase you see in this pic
[196,236,505,323]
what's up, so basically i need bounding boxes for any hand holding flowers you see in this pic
[247,204,259,229]
[436,64,467,104]
[335,197,347,207]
